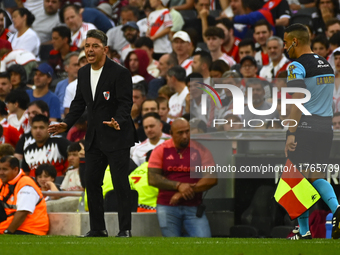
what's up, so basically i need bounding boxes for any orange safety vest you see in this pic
[0,170,49,235]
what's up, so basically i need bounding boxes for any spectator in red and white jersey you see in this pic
[172,31,193,76]
[5,90,30,135]
[204,27,236,67]
[259,36,290,82]
[132,112,170,166]
[61,4,96,49]
[253,20,273,67]
[0,9,12,41]
[0,72,12,102]
[147,0,173,59]
[216,18,241,63]
[191,51,213,86]
[0,101,20,148]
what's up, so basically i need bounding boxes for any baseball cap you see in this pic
[240,56,257,67]
[172,31,191,43]
[34,63,54,77]
[78,50,86,62]
[97,2,112,17]
[122,22,139,32]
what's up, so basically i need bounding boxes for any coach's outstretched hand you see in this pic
[48,122,68,136]
[103,118,120,130]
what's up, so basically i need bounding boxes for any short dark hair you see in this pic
[246,78,265,89]
[210,60,230,73]
[28,100,50,118]
[216,18,234,31]
[32,114,49,125]
[133,82,146,96]
[0,155,19,169]
[238,38,256,51]
[5,90,30,110]
[242,0,264,11]
[14,8,35,27]
[0,101,8,116]
[193,51,213,69]
[121,6,139,19]
[254,19,272,33]
[52,26,72,45]
[311,34,329,50]
[135,37,154,50]
[35,163,57,180]
[142,112,161,123]
[141,99,159,111]
[329,31,340,46]
[155,97,168,107]
[333,112,340,118]
[67,142,81,153]
[0,143,15,157]
[326,18,340,30]
[284,23,310,45]
[185,72,203,84]
[204,26,225,39]
[167,66,186,82]
[0,72,10,80]
[86,29,108,46]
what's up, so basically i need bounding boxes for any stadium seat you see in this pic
[295,7,317,16]
[55,176,65,185]
[270,226,294,238]
[230,225,258,238]
[209,10,221,18]
[104,190,138,212]
[230,185,285,237]
[39,44,54,62]
[179,10,197,20]
[289,14,313,27]
[197,42,209,52]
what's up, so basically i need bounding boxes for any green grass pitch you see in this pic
[1,236,340,255]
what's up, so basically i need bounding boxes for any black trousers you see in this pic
[85,138,131,232]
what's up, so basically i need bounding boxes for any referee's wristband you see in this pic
[286,130,296,136]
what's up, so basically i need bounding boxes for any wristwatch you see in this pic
[286,130,296,136]
[3,229,13,234]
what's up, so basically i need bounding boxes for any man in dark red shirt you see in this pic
[48,26,79,78]
[148,118,217,237]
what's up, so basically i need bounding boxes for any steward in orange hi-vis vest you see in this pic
[0,156,49,235]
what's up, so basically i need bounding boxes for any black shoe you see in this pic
[332,206,340,239]
[115,230,132,237]
[80,230,108,237]
[288,230,312,240]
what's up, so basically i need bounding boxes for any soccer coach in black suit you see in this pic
[49,29,138,237]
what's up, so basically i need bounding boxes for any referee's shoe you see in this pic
[332,206,340,239]
[288,229,312,240]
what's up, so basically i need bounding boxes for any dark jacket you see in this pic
[64,57,138,152]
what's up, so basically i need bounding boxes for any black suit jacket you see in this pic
[64,57,138,151]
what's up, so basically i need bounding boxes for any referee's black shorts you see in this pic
[288,115,333,173]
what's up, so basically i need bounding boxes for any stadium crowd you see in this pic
[0,0,340,237]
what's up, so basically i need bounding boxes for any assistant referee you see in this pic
[283,23,340,240]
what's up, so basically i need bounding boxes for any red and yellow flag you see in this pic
[274,159,320,220]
